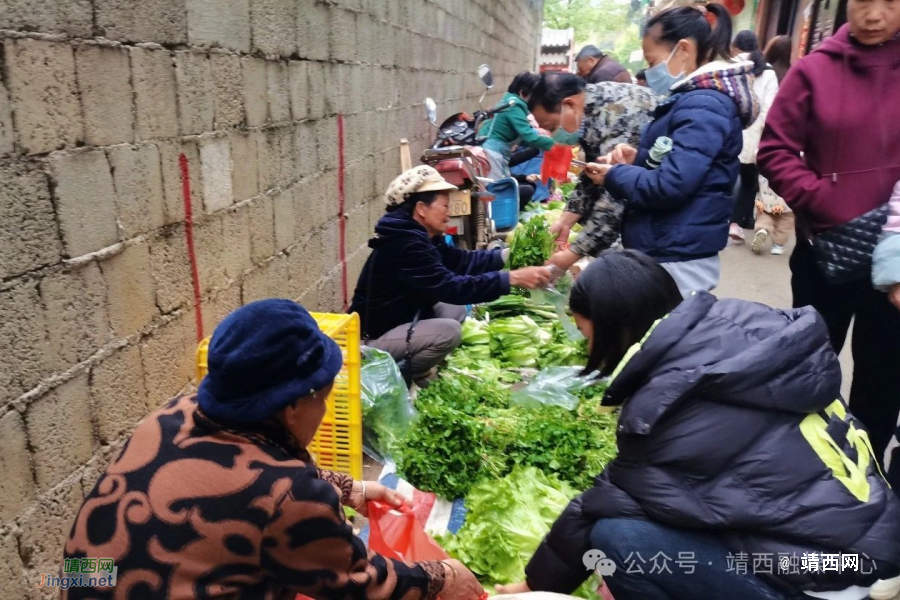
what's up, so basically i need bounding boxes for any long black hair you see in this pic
[733,29,766,75]
[569,250,683,377]
[643,4,734,66]
[527,72,586,113]
[508,71,540,99]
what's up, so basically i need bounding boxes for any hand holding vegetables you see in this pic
[546,248,581,274]
[549,211,580,251]
[441,560,485,600]
[509,266,553,289]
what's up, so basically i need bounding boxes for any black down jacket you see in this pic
[525,292,900,594]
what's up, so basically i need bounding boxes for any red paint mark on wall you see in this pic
[179,153,204,342]
[337,114,349,311]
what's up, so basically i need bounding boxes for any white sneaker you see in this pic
[770,244,785,255]
[729,223,745,244]
[751,229,768,255]
[869,574,900,600]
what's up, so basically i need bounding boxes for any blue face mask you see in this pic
[644,45,685,97]
[550,104,583,146]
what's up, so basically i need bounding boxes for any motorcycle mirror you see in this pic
[477,64,494,89]
[424,98,438,126]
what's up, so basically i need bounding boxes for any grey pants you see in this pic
[661,255,721,297]
[365,303,466,378]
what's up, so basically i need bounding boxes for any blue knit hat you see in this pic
[197,299,343,423]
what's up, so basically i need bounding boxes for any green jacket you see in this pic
[485,93,554,151]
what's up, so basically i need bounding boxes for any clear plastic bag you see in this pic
[361,347,417,461]
[510,366,606,411]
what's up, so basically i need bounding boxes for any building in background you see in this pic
[540,28,575,73]
[755,0,846,59]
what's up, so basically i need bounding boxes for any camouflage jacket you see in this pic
[567,83,660,257]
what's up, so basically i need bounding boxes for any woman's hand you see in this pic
[495,581,531,594]
[610,143,638,165]
[547,249,580,273]
[510,266,553,289]
[550,211,579,251]
[347,481,404,517]
[889,283,900,312]
[526,174,541,183]
[441,560,484,600]
[585,163,612,186]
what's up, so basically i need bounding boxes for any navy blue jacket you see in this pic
[606,69,748,263]
[348,210,509,339]
[526,293,900,594]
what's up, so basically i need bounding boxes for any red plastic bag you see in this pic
[541,144,574,184]
[367,501,449,562]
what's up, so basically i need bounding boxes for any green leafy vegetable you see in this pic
[507,215,556,270]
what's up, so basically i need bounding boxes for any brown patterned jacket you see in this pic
[62,395,445,599]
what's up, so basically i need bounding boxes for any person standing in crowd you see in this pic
[764,34,793,84]
[728,30,779,245]
[635,68,649,86]
[758,0,900,466]
[570,4,758,296]
[482,71,555,181]
[497,250,900,599]
[574,45,632,84]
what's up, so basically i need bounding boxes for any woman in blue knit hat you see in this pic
[61,299,483,600]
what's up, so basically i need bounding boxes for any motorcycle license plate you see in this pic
[448,190,471,217]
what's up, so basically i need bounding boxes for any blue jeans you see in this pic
[590,519,791,600]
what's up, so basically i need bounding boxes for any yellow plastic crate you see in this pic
[195,312,363,480]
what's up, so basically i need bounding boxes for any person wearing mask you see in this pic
[764,34,793,84]
[348,166,551,384]
[758,0,900,466]
[497,250,900,600]
[482,71,555,181]
[569,5,758,296]
[63,299,485,600]
[728,30,780,245]
[575,45,633,84]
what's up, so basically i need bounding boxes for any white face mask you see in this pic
[644,44,686,96]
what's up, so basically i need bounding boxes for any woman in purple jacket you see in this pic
[757,0,900,465]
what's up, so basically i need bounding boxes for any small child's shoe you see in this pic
[751,230,768,255]
[770,244,785,256]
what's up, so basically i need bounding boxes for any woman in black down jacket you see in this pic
[498,250,900,600]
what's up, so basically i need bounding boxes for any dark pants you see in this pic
[590,519,790,599]
[731,163,759,229]
[791,242,900,465]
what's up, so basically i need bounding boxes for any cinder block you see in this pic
[50,150,119,257]
[347,203,370,253]
[284,242,310,300]
[241,57,269,127]
[248,195,276,263]
[175,51,215,136]
[0,282,52,404]
[293,121,318,178]
[0,410,36,522]
[0,532,36,600]
[312,169,338,231]
[16,479,82,580]
[250,0,297,57]
[194,216,227,294]
[75,44,134,147]
[149,225,192,313]
[242,254,290,303]
[229,131,258,201]
[158,138,203,224]
[4,39,83,155]
[210,53,245,129]
[187,0,252,53]
[99,242,158,339]
[108,144,166,238]
[328,7,357,62]
[273,190,295,251]
[266,61,291,124]
[25,373,94,493]
[199,137,234,213]
[296,0,329,61]
[275,125,296,187]
[139,311,192,406]
[95,0,188,44]
[0,77,15,155]
[130,46,180,141]
[201,282,242,335]
[288,61,309,122]
[80,440,124,498]
[355,13,374,66]
[323,63,347,116]
[40,261,111,370]
[315,117,338,172]
[90,344,149,444]
[291,181,312,239]
[0,159,61,279]
[255,130,278,192]
[0,0,92,38]
[306,61,326,120]
[220,207,252,279]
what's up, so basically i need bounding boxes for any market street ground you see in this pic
[717,239,854,399]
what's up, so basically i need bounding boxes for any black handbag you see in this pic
[364,249,421,387]
[811,204,890,285]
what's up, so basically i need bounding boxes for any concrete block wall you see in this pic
[0,0,544,595]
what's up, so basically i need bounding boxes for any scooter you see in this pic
[420,65,517,249]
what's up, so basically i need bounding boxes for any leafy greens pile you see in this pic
[506,215,556,270]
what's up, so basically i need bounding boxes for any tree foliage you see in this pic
[544,0,646,70]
